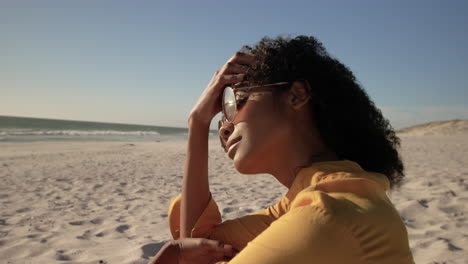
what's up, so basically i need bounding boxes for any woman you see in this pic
[150,36,415,264]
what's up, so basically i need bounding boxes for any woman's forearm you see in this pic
[180,116,211,238]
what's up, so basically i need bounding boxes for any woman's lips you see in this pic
[225,136,242,153]
[227,140,241,158]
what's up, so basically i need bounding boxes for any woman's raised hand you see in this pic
[189,52,256,126]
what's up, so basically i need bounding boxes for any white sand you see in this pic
[1,129,467,263]
[390,135,468,263]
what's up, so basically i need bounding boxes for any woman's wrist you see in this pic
[150,241,179,264]
[188,111,212,128]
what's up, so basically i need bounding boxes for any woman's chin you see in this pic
[233,151,259,175]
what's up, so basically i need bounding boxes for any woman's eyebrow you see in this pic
[233,86,251,91]
[235,91,250,99]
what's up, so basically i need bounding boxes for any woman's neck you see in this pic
[270,127,337,189]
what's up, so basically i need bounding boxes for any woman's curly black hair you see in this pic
[240,35,404,189]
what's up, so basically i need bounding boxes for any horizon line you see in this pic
[0,114,195,131]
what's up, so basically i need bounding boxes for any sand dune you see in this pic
[397,119,468,136]
[0,129,467,263]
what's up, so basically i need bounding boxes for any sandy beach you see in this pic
[1,129,467,263]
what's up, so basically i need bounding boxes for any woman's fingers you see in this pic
[221,244,234,258]
[208,244,234,262]
[221,52,255,75]
[217,74,246,86]
[187,52,255,126]
[213,52,255,86]
[201,239,234,257]
[172,238,236,264]
[228,52,257,65]
[223,62,249,74]
[200,238,224,248]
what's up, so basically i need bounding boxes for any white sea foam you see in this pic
[0,129,161,137]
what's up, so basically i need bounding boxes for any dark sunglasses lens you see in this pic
[223,87,236,122]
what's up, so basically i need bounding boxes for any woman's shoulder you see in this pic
[287,159,394,221]
[279,189,413,263]
[290,186,399,224]
[284,160,407,241]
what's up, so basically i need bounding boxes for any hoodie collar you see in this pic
[286,160,390,199]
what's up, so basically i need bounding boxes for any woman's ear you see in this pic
[288,81,311,110]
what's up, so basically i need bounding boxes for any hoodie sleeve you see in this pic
[167,192,288,252]
[219,204,363,264]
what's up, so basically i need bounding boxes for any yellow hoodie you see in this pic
[168,160,415,264]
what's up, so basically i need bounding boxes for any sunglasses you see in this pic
[218,82,289,148]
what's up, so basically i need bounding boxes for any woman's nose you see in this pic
[219,122,234,144]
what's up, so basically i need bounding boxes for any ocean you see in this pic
[0,116,217,142]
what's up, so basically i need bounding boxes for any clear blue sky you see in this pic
[1,0,467,129]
